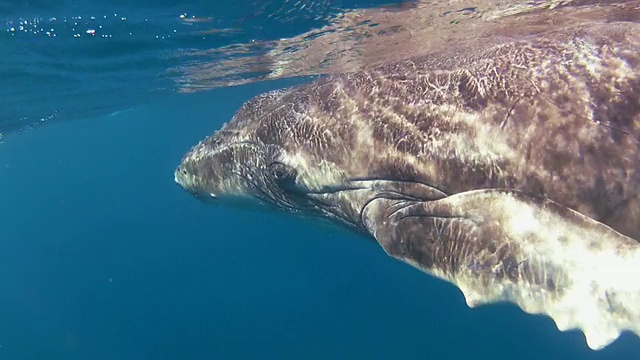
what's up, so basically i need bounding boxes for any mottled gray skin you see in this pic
[176,21,640,349]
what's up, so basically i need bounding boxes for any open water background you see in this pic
[1,0,639,358]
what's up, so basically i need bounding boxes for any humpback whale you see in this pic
[175,21,640,350]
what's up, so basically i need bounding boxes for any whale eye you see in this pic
[268,162,297,189]
[272,168,286,179]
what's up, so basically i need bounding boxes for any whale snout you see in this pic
[174,163,219,202]
[174,165,190,189]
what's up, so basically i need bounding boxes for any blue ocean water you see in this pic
[1,1,639,359]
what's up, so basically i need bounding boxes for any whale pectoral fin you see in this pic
[361,189,640,350]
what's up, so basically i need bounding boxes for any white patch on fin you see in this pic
[449,191,640,350]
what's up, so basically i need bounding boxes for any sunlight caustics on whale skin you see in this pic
[177,126,640,351]
[174,5,640,351]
